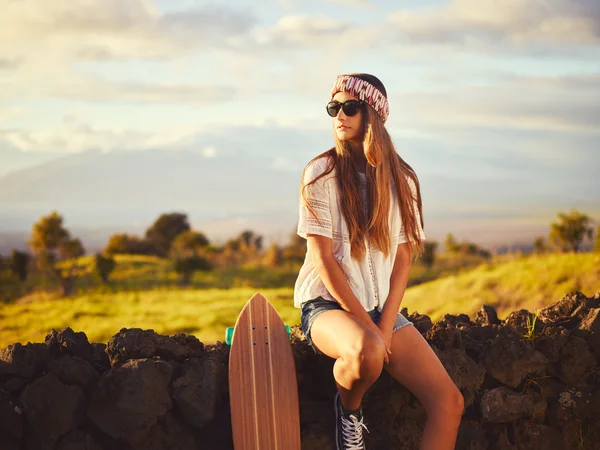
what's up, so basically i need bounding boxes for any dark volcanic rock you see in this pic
[3,376,30,394]
[87,358,173,446]
[435,348,485,408]
[440,313,473,328]
[105,328,204,367]
[577,308,600,360]
[407,312,434,334]
[0,389,24,441]
[90,344,110,373]
[534,327,595,385]
[0,343,50,380]
[503,309,543,336]
[512,422,565,450]
[48,355,99,391]
[483,328,549,387]
[426,321,464,351]
[456,421,488,450]
[462,324,502,360]
[55,428,104,450]
[539,291,598,322]
[475,305,500,326]
[131,413,199,450]
[172,356,225,429]
[480,387,545,423]
[45,328,94,362]
[20,373,85,450]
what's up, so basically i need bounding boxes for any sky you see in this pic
[0,0,599,247]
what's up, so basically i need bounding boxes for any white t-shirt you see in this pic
[293,156,426,311]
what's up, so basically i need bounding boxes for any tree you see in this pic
[595,225,600,253]
[444,233,459,253]
[239,230,263,252]
[173,256,212,285]
[10,250,30,282]
[170,230,210,259]
[219,230,265,267]
[263,243,283,268]
[421,241,438,269]
[94,253,116,284]
[282,228,307,265]
[533,236,547,253]
[145,213,191,257]
[104,233,155,255]
[549,210,594,252]
[28,211,85,296]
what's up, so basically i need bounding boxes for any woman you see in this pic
[294,73,464,449]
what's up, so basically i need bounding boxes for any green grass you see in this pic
[401,252,600,321]
[0,287,297,348]
[1,254,303,301]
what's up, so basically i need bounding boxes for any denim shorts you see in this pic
[300,296,413,355]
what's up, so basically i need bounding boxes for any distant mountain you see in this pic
[0,148,304,251]
[0,146,63,177]
[0,148,301,209]
[0,147,584,253]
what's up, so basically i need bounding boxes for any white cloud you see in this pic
[0,117,328,155]
[251,14,350,46]
[237,13,382,52]
[42,75,237,104]
[0,0,256,78]
[1,124,152,154]
[0,107,26,122]
[388,0,600,51]
[0,115,209,153]
[271,156,299,172]
[325,0,372,7]
[389,73,600,134]
[201,146,217,158]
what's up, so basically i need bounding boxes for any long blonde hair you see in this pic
[301,105,425,260]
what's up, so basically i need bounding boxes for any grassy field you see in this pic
[0,254,303,302]
[401,252,600,321]
[0,252,598,348]
[0,287,297,348]
[1,252,483,302]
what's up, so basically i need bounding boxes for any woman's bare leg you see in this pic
[309,310,386,411]
[384,325,464,450]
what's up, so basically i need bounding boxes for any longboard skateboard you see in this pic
[227,293,301,450]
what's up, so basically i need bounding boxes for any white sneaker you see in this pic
[334,392,369,450]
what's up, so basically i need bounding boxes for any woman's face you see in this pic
[331,91,363,142]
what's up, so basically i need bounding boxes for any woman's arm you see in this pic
[307,234,379,330]
[379,242,413,331]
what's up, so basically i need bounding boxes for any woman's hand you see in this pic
[378,324,394,364]
[367,323,392,365]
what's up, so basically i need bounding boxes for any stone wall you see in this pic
[1,291,599,450]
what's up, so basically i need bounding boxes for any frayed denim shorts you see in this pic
[300,296,413,355]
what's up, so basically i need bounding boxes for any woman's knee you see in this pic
[341,330,386,380]
[427,383,464,420]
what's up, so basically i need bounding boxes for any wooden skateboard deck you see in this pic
[228,293,301,450]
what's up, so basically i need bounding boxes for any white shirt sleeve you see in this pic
[297,159,333,240]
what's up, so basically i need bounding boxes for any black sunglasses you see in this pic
[326,100,364,118]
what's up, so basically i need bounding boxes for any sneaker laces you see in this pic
[340,413,369,449]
